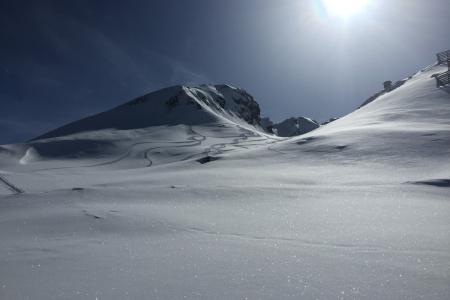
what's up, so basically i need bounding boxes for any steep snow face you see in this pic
[34,84,262,140]
[272,117,319,137]
[187,84,261,126]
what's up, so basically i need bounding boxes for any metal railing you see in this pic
[435,50,450,87]
[436,70,450,87]
[437,50,450,65]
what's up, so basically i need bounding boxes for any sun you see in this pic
[322,0,370,18]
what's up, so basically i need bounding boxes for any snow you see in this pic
[272,117,319,137]
[0,63,449,299]
[33,84,263,141]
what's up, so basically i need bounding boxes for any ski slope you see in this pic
[0,64,449,299]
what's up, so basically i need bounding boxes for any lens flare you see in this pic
[322,0,370,18]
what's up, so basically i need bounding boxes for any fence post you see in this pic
[447,50,450,67]
[448,54,450,84]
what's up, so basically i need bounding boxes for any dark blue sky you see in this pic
[1,0,449,143]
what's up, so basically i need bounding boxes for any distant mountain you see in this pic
[33,84,263,140]
[272,117,319,137]
[261,117,319,137]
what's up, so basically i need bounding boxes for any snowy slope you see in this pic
[0,63,449,300]
[269,63,450,170]
[0,84,276,171]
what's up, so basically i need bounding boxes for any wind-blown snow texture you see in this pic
[0,64,449,299]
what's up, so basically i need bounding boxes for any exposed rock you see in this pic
[272,117,319,137]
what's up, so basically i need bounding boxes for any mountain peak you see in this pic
[33,84,262,140]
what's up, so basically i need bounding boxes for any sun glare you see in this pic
[322,0,370,18]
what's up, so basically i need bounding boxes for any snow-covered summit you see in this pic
[271,117,319,137]
[34,84,262,140]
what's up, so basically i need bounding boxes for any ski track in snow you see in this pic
[35,124,277,171]
[186,226,449,255]
[35,125,206,171]
[0,174,24,194]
